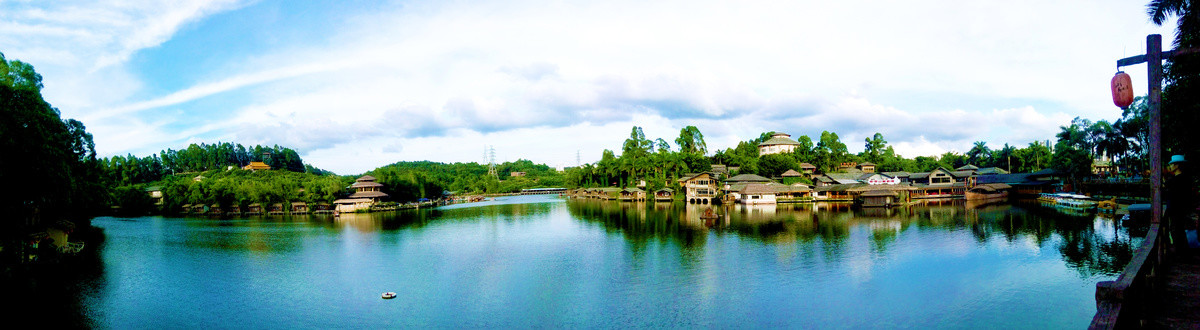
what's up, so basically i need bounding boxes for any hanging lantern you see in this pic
[1111,71,1134,109]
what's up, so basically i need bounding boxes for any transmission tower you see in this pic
[487,146,497,179]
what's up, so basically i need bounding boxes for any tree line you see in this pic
[101,142,327,186]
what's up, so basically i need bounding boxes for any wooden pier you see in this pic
[1090,213,1200,329]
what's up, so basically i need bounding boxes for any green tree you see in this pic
[966,141,991,167]
[1148,0,1200,159]
[675,126,707,155]
[863,133,888,163]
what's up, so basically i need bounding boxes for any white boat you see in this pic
[1038,193,1097,211]
[381,292,397,299]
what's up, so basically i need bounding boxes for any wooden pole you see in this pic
[1148,34,1162,224]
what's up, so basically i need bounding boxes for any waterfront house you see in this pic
[909,168,965,199]
[181,204,192,214]
[349,175,390,202]
[860,190,899,207]
[655,188,674,202]
[333,198,373,212]
[270,203,285,215]
[678,173,718,204]
[757,132,803,156]
[737,183,777,204]
[208,204,223,215]
[314,202,333,214]
[773,184,813,202]
[247,203,263,214]
[974,172,1058,197]
[620,187,646,201]
[242,161,270,171]
[291,202,309,214]
[722,174,775,202]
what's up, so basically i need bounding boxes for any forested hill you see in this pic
[101,142,331,186]
[366,160,566,200]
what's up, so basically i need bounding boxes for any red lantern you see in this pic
[1111,71,1134,109]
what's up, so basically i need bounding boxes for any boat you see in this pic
[381,292,397,299]
[1038,193,1098,211]
[965,183,1010,201]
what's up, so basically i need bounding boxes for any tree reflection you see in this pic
[564,198,1137,277]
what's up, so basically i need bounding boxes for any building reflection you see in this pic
[564,198,1136,277]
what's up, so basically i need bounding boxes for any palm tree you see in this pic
[966,141,991,167]
[1147,0,1200,158]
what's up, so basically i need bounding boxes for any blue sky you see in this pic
[0,0,1179,174]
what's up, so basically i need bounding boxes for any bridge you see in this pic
[1089,207,1200,329]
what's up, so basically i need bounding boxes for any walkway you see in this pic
[1148,251,1200,328]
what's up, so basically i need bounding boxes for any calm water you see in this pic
[63,195,1135,328]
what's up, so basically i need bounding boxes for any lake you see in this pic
[53,195,1136,328]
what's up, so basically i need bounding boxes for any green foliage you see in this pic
[757,153,797,177]
[102,142,321,186]
[1,53,106,235]
[150,169,350,213]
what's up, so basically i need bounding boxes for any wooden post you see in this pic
[1148,34,1163,225]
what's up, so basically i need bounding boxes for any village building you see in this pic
[242,161,270,171]
[620,187,646,201]
[837,162,858,172]
[334,175,391,212]
[291,202,309,214]
[781,169,803,179]
[510,171,527,177]
[654,188,674,202]
[858,162,876,173]
[909,168,966,198]
[798,163,817,177]
[678,173,718,204]
[757,132,803,156]
[736,183,777,204]
[773,184,813,202]
[882,171,912,183]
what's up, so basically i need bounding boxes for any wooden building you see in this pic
[242,161,270,171]
[757,132,802,156]
[654,188,674,202]
[291,202,309,214]
[678,173,718,204]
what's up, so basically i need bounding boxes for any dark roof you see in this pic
[859,162,875,166]
[678,172,714,182]
[1030,168,1060,176]
[956,164,979,170]
[351,181,384,188]
[909,172,930,179]
[656,188,674,193]
[861,190,897,197]
[742,183,775,194]
[882,171,911,178]
[950,170,975,178]
[799,163,817,169]
[357,175,377,182]
[348,191,390,198]
[976,173,1033,184]
[726,174,773,183]
[976,167,1009,175]
[781,169,802,177]
[757,134,802,146]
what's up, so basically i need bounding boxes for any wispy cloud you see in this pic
[0,0,1181,173]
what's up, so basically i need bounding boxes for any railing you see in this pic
[1089,223,1166,329]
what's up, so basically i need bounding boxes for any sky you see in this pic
[0,0,1181,174]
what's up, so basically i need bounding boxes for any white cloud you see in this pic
[2,0,1182,174]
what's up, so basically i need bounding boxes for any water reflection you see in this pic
[566,199,1137,276]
